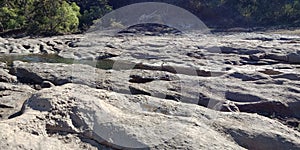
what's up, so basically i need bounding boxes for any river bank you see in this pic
[0,29,299,149]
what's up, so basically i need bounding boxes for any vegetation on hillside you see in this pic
[1,0,300,36]
[187,0,300,27]
[109,0,300,28]
[0,0,111,35]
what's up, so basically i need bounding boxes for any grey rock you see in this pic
[0,35,82,54]
[250,52,266,61]
[266,53,288,62]
[228,72,269,81]
[0,82,35,120]
[0,37,8,44]
[0,46,7,54]
[272,73,300,81]
[12,61,300,119]
[1,84,299,150]
[40,81,55,88]
[287,52,300,64]
[1,31,300,149]
[0,62,8,69]
[0,69,17,83]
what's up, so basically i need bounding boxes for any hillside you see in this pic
[1,0,300,36]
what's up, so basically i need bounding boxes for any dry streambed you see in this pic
[0,30,300,149]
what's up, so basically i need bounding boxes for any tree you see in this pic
[69,0,112,30]
[28,0,80,35]
[0,0,30,31]
[2,0,300,35]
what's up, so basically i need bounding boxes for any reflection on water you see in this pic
[0,54,115,70]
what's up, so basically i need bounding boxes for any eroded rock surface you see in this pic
[1,84,299,149]
[12,61,300,123]
[1,30,300,149]
[0,82,35,120]
[0,68,17,83]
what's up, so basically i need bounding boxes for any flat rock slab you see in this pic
[1,31,300,149]
[12,61,300,120]
[1,84,299,149]
[0,69,17,83]
[0,82,35,120]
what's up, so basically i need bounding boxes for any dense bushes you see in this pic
[109,0,300,28]
[69,0,112,30]
[1,0,300,36]
[0,0,111,35]
[27,0,81,35]
[190,0,300,27]
[0,0,28,32]
[199,0,300,27]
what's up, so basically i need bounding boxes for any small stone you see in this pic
[0,63,7,69]
[0,69,17,83]
[41,81,55,88]
[266,53,288,62]
[34,84,42,90]
[250,53,266,61]
[287,52,300,64]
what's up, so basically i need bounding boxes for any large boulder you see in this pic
[0,122,109,150]
[287,52,300,64]
[1,30,300,149]
[0,82,35,120]
[1,84,299,149]
[12,61,300,120]
[0,69,17,83]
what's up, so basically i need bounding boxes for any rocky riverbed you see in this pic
[0,29,300,149]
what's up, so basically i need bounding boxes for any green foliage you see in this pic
[28,0,80,35]
[69,0,112,30]
[2,0,300,36]
[0,0,110,35]
[176,0,300,27]
[0,7,22,30]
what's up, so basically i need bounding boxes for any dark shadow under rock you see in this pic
[225,91,263,103]
[228,72,268,81]
[118,23,182,36]
[236,101,295,119]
